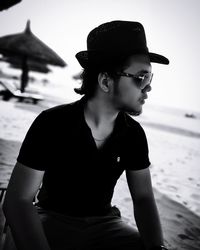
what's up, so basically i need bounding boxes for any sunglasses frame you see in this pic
[115,71,153,90]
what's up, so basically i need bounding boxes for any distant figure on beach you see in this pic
[3,21,169,250]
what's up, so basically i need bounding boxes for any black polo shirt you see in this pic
[17,97,150,216]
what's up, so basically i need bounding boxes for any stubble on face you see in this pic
[112,80,143,116]
[111,54,151,116]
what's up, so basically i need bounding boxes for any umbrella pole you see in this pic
[20,57,29,92]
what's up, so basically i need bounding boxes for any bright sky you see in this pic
[0,0,200,112]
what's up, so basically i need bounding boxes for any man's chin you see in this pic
[126,107,143,116]
[126,110,142,116]
[120,104,143,116]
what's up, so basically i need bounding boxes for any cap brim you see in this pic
[76,50,169,68]
[76,51,89,68]
[149,52,169,65]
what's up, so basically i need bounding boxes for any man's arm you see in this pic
[126,167,164,250]
[3,162,51,250]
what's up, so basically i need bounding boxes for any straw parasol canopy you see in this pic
[9,62,51,74]
[0,56,51,74]
[0,20,67,92]
[0,0,22,11]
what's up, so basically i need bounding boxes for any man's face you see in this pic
[111,54,152,115]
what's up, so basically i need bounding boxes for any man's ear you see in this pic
[98,72,112,93]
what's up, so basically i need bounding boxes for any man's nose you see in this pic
[142,84,152,93]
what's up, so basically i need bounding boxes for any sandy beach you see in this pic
[0,87,200,249]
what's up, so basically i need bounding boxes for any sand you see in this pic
[0,94,200,249]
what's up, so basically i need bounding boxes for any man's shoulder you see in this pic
[33,98,83,128]
[44,99,81,115]
[121,112,147,139]
[45,100,80,113]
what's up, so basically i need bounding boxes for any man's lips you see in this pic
[139,95,148,104]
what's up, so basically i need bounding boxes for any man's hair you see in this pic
[74,55,131,98]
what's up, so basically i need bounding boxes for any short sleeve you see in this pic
[122,123,151,171]
[17,111,49,171]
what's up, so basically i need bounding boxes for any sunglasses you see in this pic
[115,71,153,90]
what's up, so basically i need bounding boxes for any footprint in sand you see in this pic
[184,228,198,240]
[176,158,186,164]
[162,178,168,183]
[191,193,200,200]
[188,177,194,181]
[176,213,183,219]
[191,227,200,235]
[167,185,178,191]
[178,234,193,240]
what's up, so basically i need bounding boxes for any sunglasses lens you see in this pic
[137,73,153,89]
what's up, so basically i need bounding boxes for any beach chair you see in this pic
[0,187,8,249]
[0,187,42,250]
[0,81,44,104]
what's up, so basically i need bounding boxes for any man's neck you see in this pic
[84,96,118,128]
[84,96,118,143]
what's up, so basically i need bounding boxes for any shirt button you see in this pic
[117,156,120,162]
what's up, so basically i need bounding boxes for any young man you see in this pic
[3,21,169,250]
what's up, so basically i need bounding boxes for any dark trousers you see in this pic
[38,206,145,250]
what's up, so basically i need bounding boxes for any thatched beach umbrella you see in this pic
[9,62,51,74]
[0,56,51,74]
[0,0,22,11]
[0,20,66,92]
